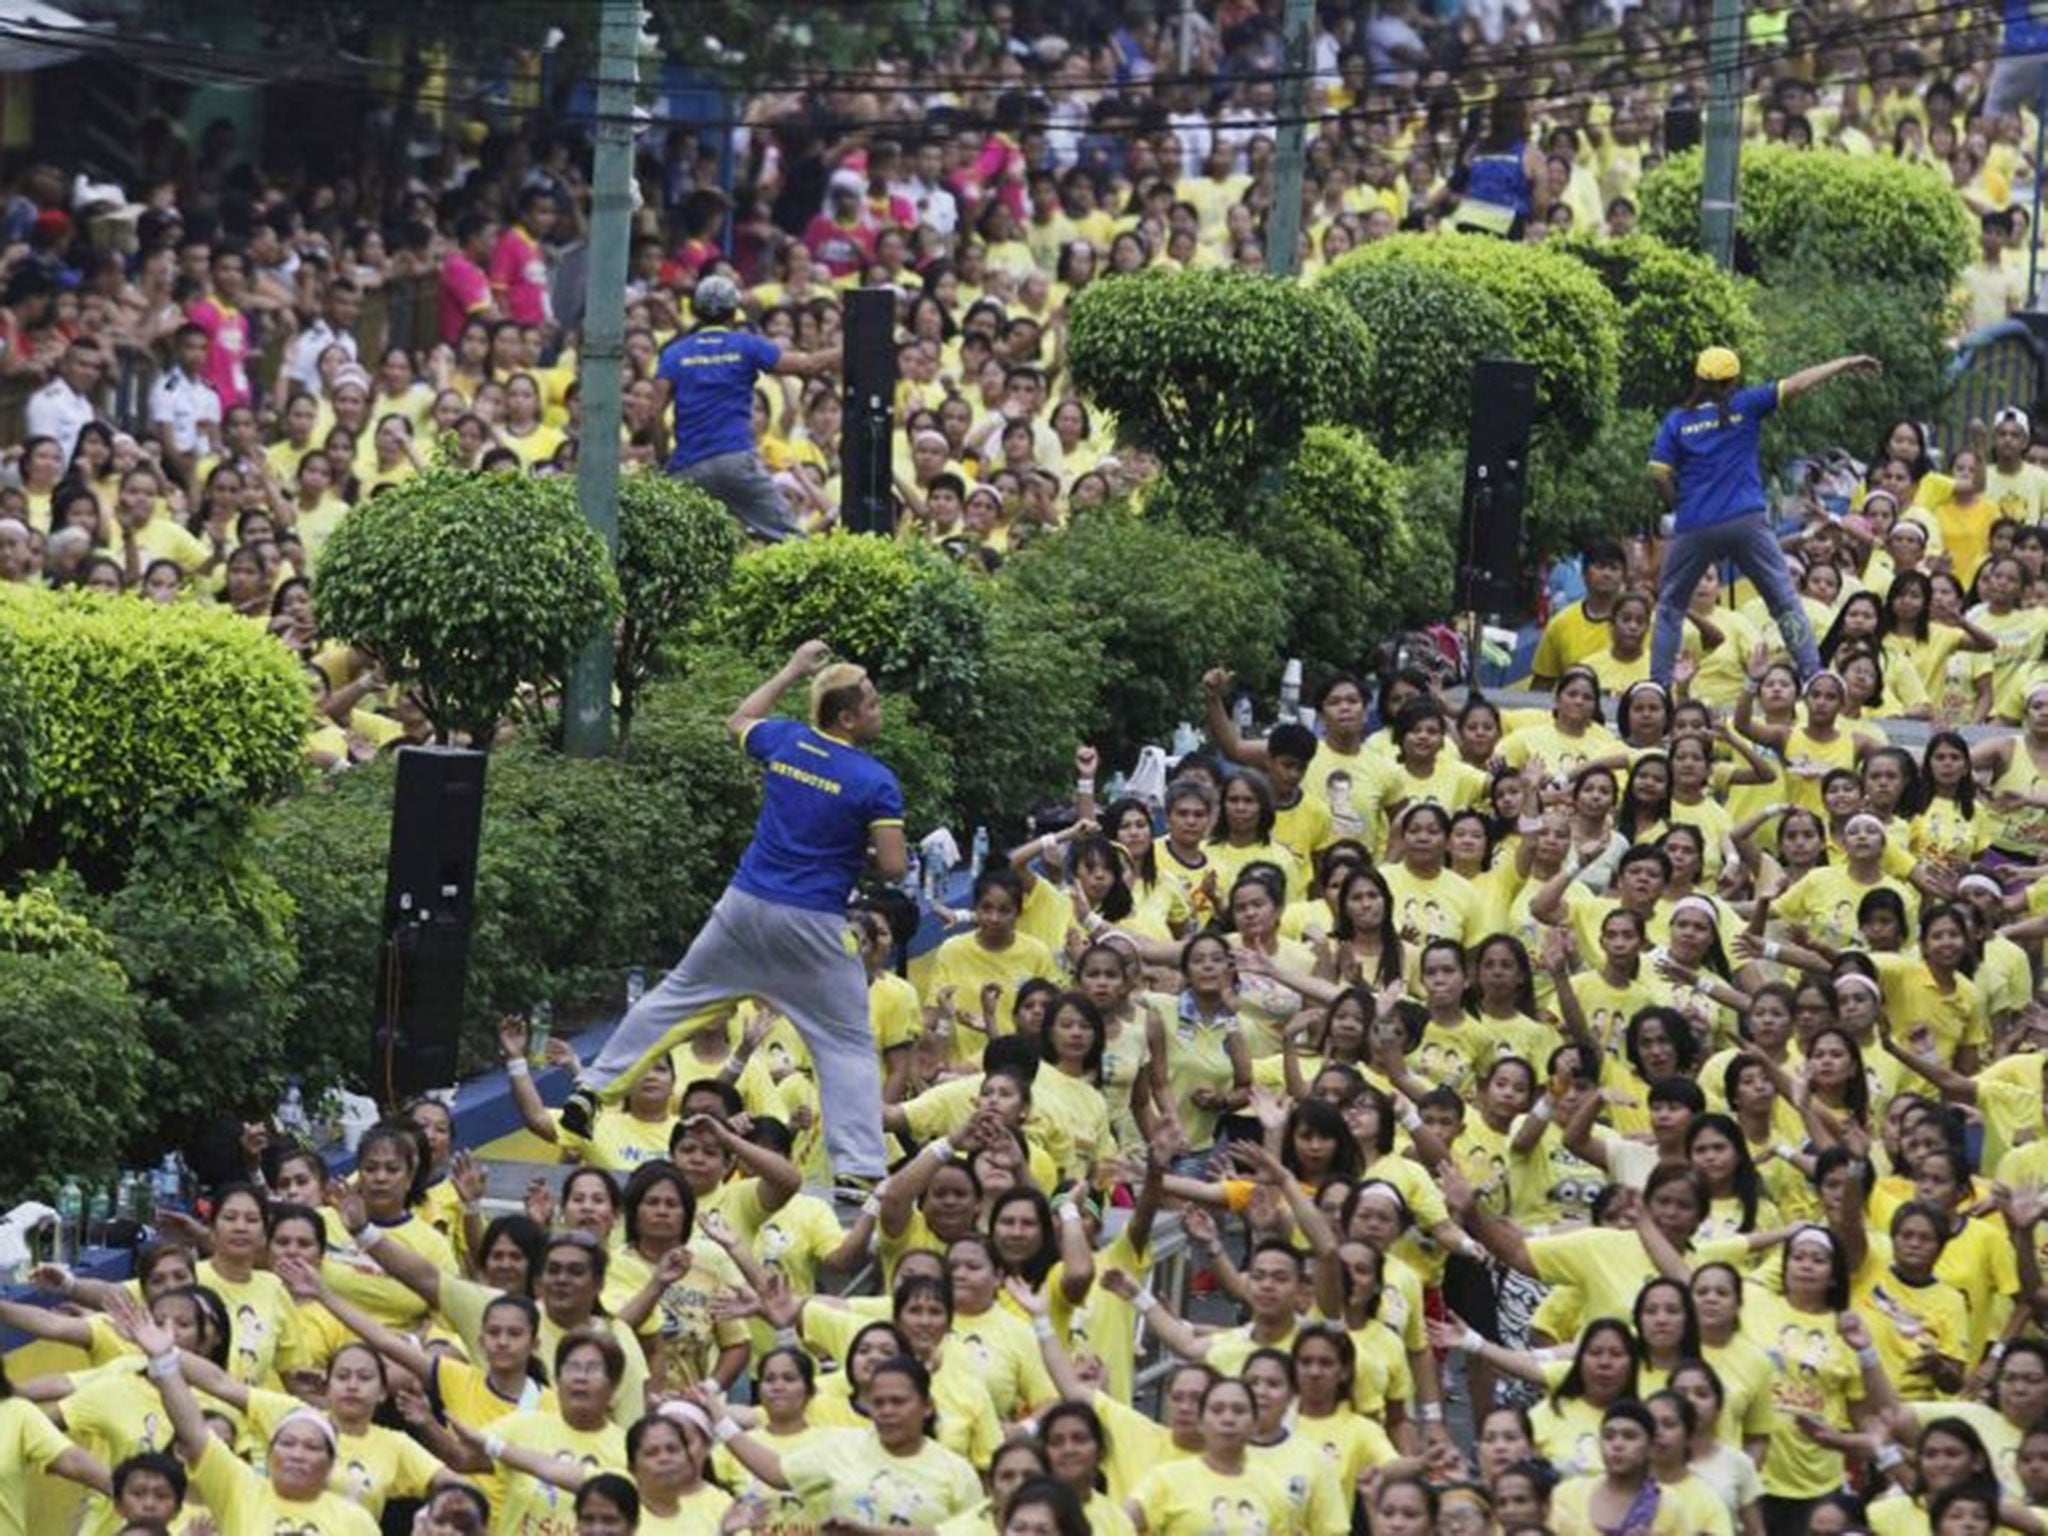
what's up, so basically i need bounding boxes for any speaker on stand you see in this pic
[372,746,488,1105]
[840,288,898,535]
[1457,358,1539,688]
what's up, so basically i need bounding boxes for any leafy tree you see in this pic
[315,470,622,748]
[1067,269,1377,482]
[1330,235,1623,449]
[1555,234,1762,410]
[615,474,743,739]
[1316,258,1515,458]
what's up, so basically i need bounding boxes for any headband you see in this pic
[1803,669,1845,696]
[659,1400,715,1439]
[2028,680,2048,706]
[1957,873,2004,900]
[1833,973,1881,1000]
[1788,1227,1836,1255]
[1669,894,1719,925]
[1842,814,1885,837]
[271,1406,339,1456]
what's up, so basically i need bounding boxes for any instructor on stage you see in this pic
[559,640,905,1196]
[1648,345,1881,687]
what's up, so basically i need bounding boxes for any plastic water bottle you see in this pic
[1280,658,1302,723]
[154,1154,184,1215]
[970,825,989,874]
[1104,770,1128,804]
[55,1178,83,1264]
[528,1002,553,1068]
[1232,693,1254,736]
[902,850,923,900]
[625,968,646,1009]
[87,1186,111,1250]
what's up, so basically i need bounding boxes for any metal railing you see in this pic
[1934,316,2048,461]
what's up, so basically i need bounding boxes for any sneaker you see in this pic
[831,1174,880,1209]
[557,1087,598,1141]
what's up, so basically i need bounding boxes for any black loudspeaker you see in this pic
[841,287,898,535]
[1456,358,1539,615]
[373,746,488,1102]
[1665,104,1701,155]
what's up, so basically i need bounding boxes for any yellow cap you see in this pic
[1695,346,1741,381]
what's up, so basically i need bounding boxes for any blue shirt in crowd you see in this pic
[731,717,904,914]
[1648,381,1780,533]
[656,326,781,470]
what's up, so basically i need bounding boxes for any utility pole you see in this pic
[1700,0,1743,271]
[564,0,638,757]
[1265,0,1314,277]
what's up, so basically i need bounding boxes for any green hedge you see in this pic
[1556,234,1762,410]
[0,626,39,854]
[998,504,1287,770]
[1638,145,1972,296]
[1067,268,1377,477]
[0,586,306,881]
[1330,234,1622,448]
[0,941,149,1203]
[315,469,622,746]
[1315,257,1515,457]
[1264,425,1442,667]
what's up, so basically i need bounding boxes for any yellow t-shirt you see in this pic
[1744,1290,1865,1499]
[924,931,1059,1063]
[1871,952,1987,1066]
[189,1435,379,1536]
[1549,1475,1688,1534]
[247,1388,444,1522]
[0,1397,75,1536]
[493,1408,629,1536]
[1526,1227,1660,1324]
[782,1427,983,1528]
[1127,1456,1296,1536]
[1532,600,1616,679]
[200,1262,302,1388]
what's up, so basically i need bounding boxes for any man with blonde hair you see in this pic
[560,639,906,1195]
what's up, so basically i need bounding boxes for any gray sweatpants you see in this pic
[580,886,886,1178]
[676,450,801,543]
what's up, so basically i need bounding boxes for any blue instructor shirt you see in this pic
[731,717,905,914]
[656,326,782,471]
[1648,381,1780,533]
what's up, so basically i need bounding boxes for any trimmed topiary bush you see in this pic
[1067,268,1377,477]
[615,473,744,738]
[709,532,991,745]
[1638,144,1972,296]
[0,586,307,881]
[1330,234,1622,448]
[1555,233,1762,410]
[314,469,622,747]
[1316,258,1515,457]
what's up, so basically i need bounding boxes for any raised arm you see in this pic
[274,1256,432,1382]
[497,1017,562,1147]
[728,639,835,740]
[1777,355,1881,401]
[693,1115,802,1214]
[1103,1267,1212,1363]
[1201,667,1269,768]
[1427,1311,1556,1387]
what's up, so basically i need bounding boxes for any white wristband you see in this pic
[1458,1327,1485,1354]
[1530,1099,1554,1124]
[1855,1346,1880,1369]
[146,1350,181,1380]
[1400,1106,1423,1131]
[1875,1444,1905,1471]
[483,1433,507,1461]
[506,1057,530,1078]
[1040,834,1060,858]
[713,1418,743,1445]
[1762,940,1781,961]
[1059,1202,1083,1224]
[1076,778,1095,795]
[774,1326,800,1347]
[1418,1403,1445,1424]
[1134,1286,1159,1311]
[860,1194,882,1219]
[928,1137,954,1163]
[1032,1316,1056,1339]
